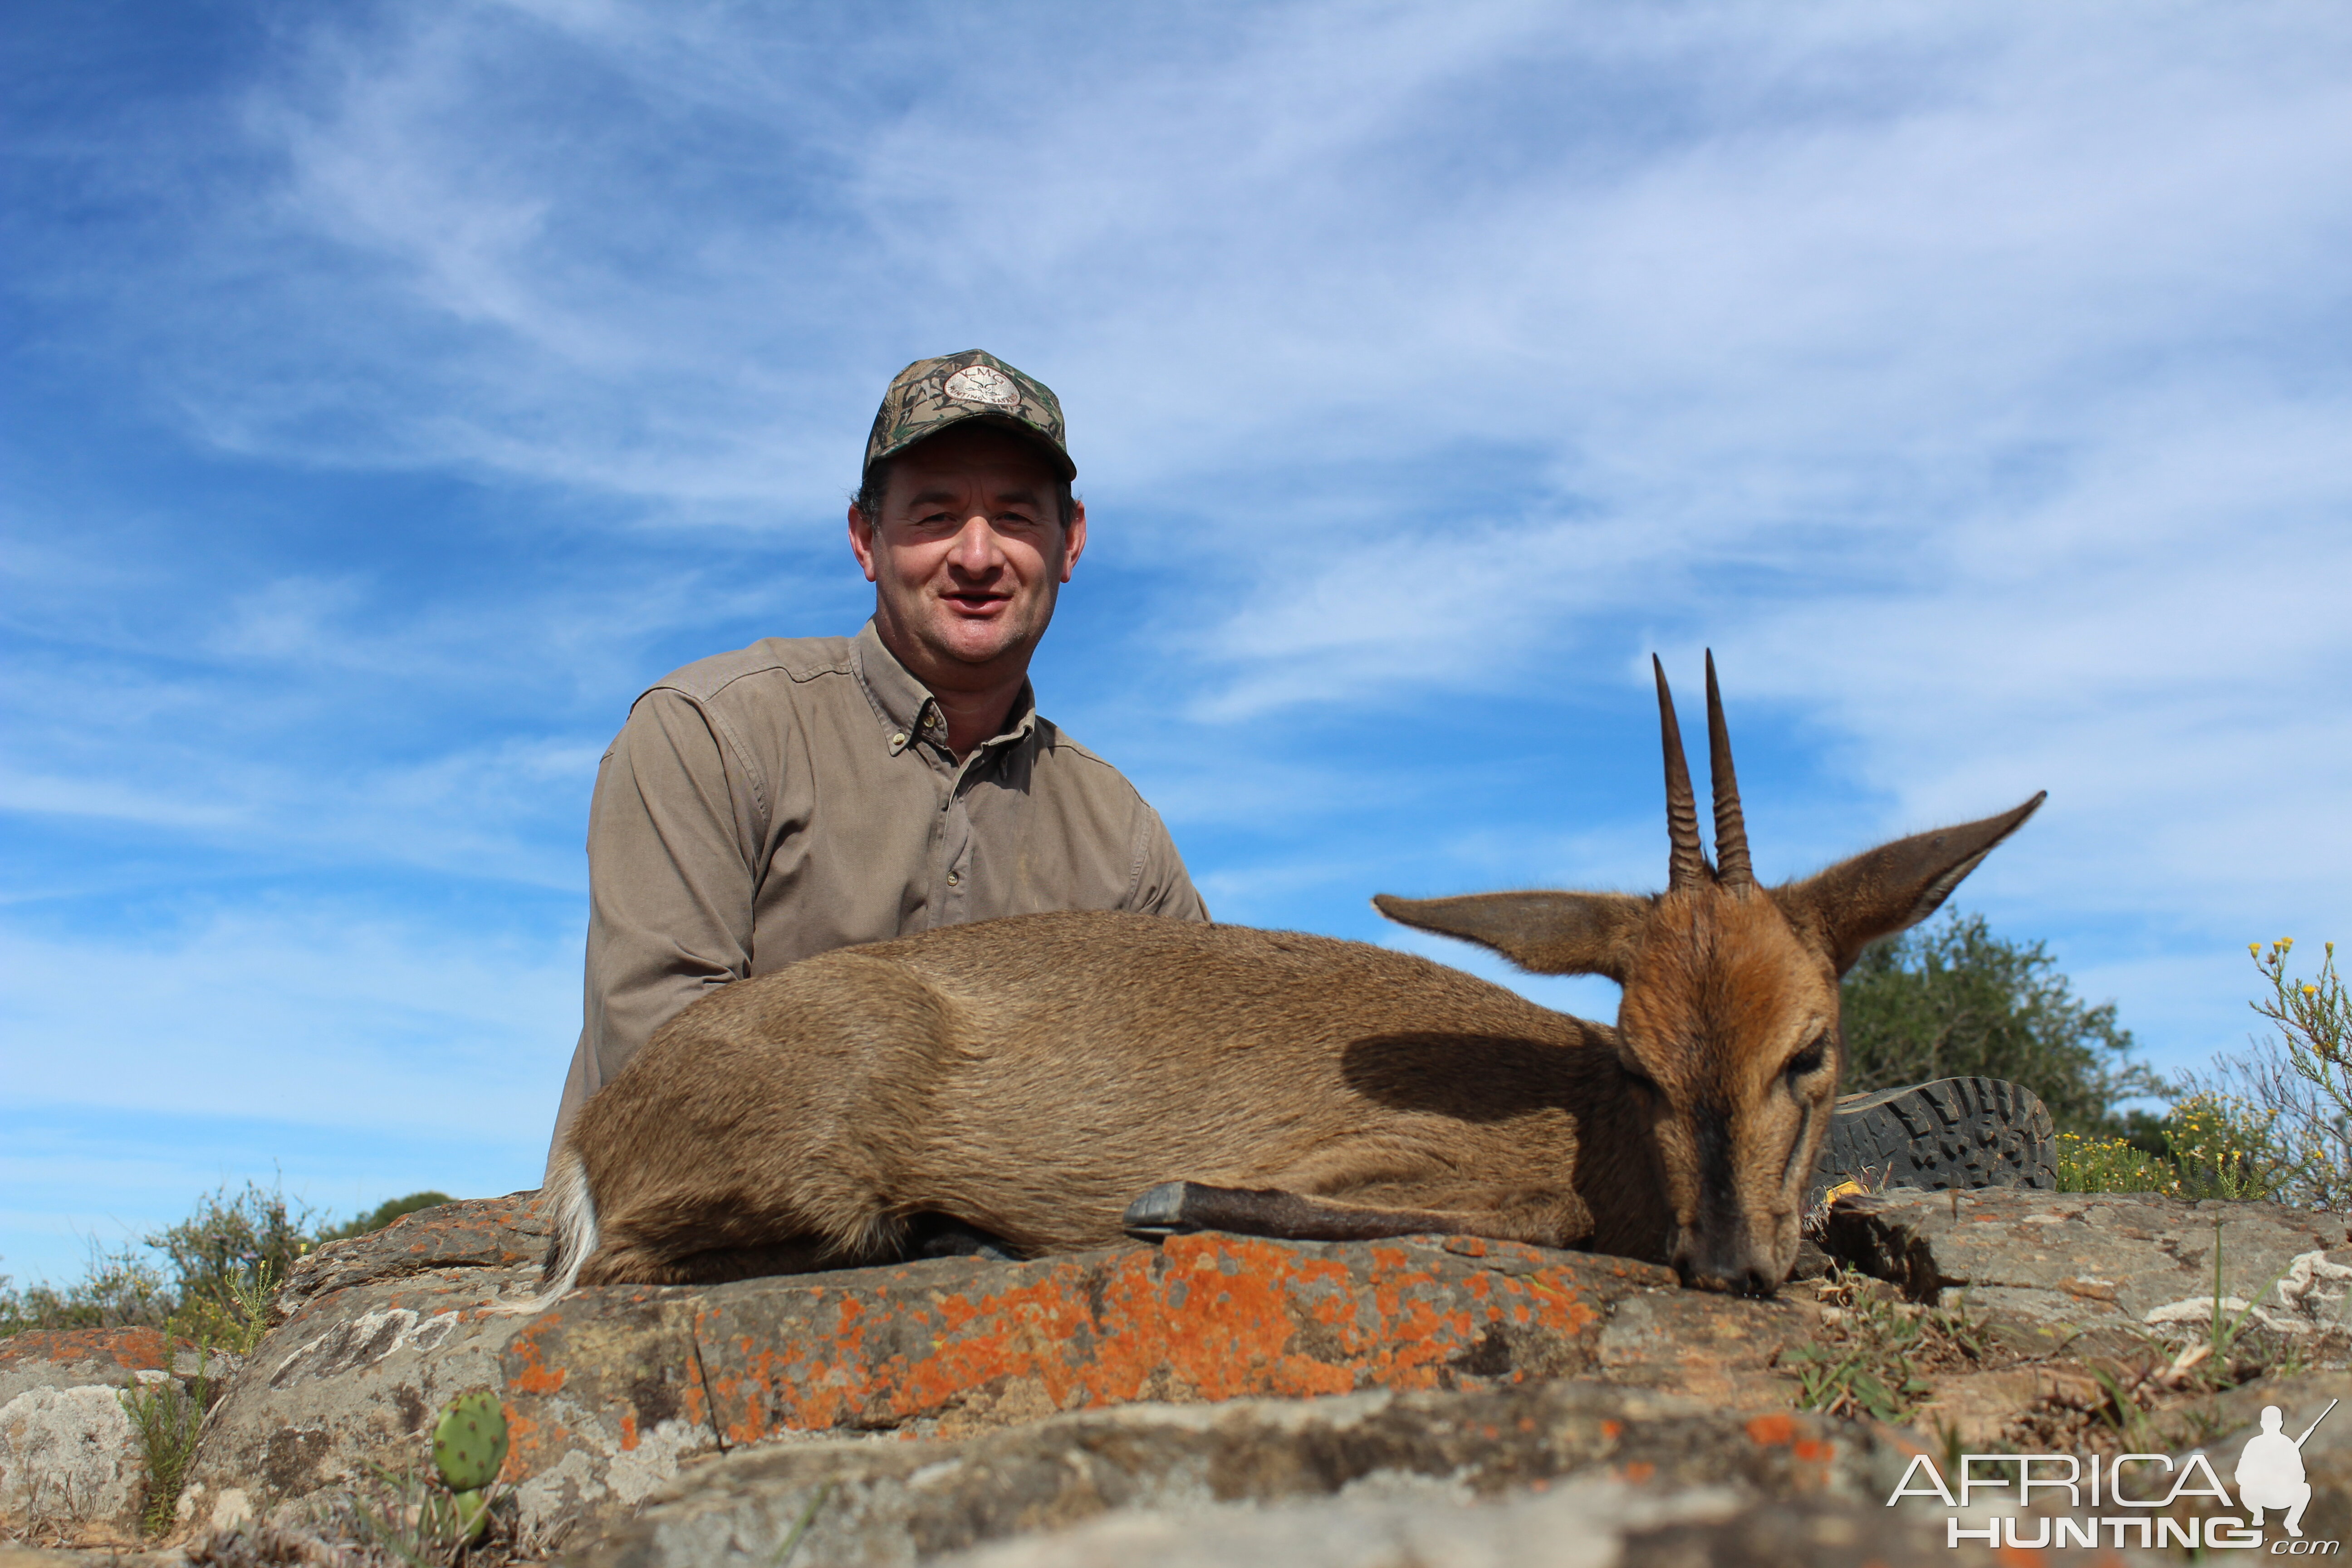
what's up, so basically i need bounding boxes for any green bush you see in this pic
[2173,939,2352,1210]
[2161,1092,2307,1202]
[2057,1131,2180,1195]
[149,1181,317,1336]
[1,1183,453,1339]
[0,1240,172,1336]
[1841,911,2167,1132]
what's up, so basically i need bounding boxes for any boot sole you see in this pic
[1809,1076,2057,1206]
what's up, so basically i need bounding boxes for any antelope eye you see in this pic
[1786,1035,1830,1079]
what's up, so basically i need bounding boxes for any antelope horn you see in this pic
[1654,656,1708,891]
[1705,650,1753,887]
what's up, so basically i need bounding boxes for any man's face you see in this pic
[848,423,1087,678]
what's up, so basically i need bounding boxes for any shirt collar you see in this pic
[853,618,1039,756]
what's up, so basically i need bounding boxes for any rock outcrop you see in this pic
[10,1183,2352,1564]
[0,1328,230,1547]
[582,1382,1915,1568]
[186,1199,1817,1538]
[1828,1186,2352,1329]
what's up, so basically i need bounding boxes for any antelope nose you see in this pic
[1671,1242,1782,1298]
[1676,1259,1779,1298]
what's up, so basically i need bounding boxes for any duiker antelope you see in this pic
[514,657,2040,1307]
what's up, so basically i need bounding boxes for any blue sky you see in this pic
[5,1,2348,1287]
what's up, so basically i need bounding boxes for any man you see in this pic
[549,350,1205,1157]
[549,349,2062,1212]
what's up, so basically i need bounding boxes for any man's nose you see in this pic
[947,515,1004,571]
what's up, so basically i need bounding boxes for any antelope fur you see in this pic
[507,656,2041,1308]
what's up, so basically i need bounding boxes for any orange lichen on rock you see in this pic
[507,1234,1638,1453]
[504,1320,569,1395]
[0,1325,174,1372]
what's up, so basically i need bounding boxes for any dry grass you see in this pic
[187,1479,573,1568]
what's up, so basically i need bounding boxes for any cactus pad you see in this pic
[431,1391,509,1493]
[452,1487,491,1542]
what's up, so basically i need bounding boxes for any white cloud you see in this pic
[4,0,2348,1284]
[0,900,579,1135]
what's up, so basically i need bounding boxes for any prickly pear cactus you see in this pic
[431,1390,509,1494]
[451,1488,491,1542]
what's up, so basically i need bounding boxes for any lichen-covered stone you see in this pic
[190,1196,1752,1541]
[1824,1186,2352,1333]
[274,1192,547,1324]
[583,1383,2121,1568]
[581,1382,1909,1568]
[919,1480,2094,1568]
[147,1182,2352,1564]
[185,1267,529,1534]
[506,1228,1672,1467]
[0,1326,226,1544]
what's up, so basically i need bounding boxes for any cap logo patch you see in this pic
[943,365,1020,409]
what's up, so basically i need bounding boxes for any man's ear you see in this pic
[848,504,880,584]
[1774,793,2045,975]
[1373,891,1651,981]
[1059,497,1088,582]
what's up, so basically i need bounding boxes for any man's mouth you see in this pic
[942,591,1010,614]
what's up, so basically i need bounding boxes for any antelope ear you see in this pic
[1373,891,1651,980]
[1776,793,2046,976]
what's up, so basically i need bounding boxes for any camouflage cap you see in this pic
[864,349,1074,483]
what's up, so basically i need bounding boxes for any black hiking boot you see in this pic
[904,1213,1022,1264]
[1808,1076,2057,1208]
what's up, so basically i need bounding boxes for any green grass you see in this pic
[1782,1269,1991,1425]
[118,1350,207,1537]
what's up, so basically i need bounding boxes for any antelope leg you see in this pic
[1122,1181,1482,1243]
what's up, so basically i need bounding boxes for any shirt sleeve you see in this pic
[571,687,765,1099]
[1127,802,1210,922]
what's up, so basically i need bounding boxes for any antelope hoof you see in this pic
[1122,1181,1200,1239]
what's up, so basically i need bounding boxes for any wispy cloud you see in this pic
[0,899,578,1129]
[4,0,2347,1281]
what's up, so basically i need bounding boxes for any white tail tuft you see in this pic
[484,1148,598,1316]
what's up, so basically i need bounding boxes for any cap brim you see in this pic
[870,411,1076,483]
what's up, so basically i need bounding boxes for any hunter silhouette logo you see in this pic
[1886,1396,2340,1551]
[2241,1399,2335,1539]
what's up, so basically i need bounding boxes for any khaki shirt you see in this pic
[549,620,1207,1152]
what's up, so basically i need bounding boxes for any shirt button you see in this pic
[891,732,906,747]
[946,871,960,887]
